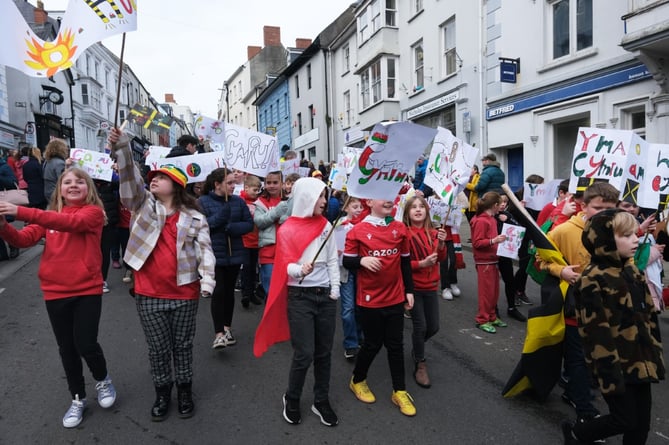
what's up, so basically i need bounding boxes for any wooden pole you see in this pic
[113,33,127,129]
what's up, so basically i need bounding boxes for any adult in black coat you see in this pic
[18,146,46,209]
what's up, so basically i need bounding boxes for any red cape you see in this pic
[253,215,327,357]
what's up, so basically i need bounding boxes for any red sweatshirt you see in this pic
[0,205,104,300]
[470,212,499,264]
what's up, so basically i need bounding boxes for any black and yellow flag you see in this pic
[501,185,569,400]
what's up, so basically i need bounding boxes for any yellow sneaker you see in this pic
[392,390,416,416]
[349,377,376,403]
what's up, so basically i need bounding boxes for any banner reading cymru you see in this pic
[0,0,137,78]
[346,122,437,201]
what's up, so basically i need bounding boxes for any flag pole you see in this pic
[298,194,350,284]
[113,33,127,129]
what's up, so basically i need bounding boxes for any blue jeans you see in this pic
[286,286,337,402]
[259,263,274,295]
[564,324,599,418]
[340,271,361,350]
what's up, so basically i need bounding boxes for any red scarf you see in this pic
[253,215,328,357]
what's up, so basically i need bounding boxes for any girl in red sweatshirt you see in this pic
[0,168,116,429]
[402,195,446,388]
[470,191,507,334]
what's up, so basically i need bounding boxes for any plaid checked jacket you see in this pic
[112,135,216,295]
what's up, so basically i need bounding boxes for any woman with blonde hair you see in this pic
[43,138,69,203]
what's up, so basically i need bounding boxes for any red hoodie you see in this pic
[240,190,259,248]
[407,226,446,291]
[0,205,104,300]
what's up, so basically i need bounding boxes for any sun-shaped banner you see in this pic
[1,0,137,78]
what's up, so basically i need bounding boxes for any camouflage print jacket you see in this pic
[575,209,665,395]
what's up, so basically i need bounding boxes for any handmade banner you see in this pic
[127,104,173,135]
[328,155,348,191]
[280,158,300,176]
[497,223,526,260]
[347,122,437,201]
[194,115,226,144]
[341,146,363,174]
[70,148,114,181]
[223,122,280,178]
[523,179,563,212]
[149,151,226,184]
[568,127,646,201]
[424,127,479,205]
[647,144,669,210]
[1,0,137,78]
[144,146,171,167]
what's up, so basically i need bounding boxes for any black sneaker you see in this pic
[507,307,527,322]
[560,420,580,445]
[344,348,358,360]
[561,392,577,409]
[311,400,338,427]
[282,394,301,425]
[516,292,533,305]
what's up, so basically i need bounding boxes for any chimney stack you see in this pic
[295,38,312,49]
[247,46,261,60]
[34,1,48,24]
[263,26,281,47]
[164,94,175,103]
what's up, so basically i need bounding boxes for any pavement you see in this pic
[0,243,43,284]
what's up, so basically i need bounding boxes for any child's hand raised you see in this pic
[360,256,382,272]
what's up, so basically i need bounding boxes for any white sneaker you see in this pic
[95,376,117,408]
[450,284,461,297]
[212,335,226,349]
[122,269,133,283]
[102,281,110,293]
[223,329,236,346]
[62,395,87,428]
[442,288,453,300]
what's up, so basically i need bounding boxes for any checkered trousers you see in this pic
[135,295,199,387]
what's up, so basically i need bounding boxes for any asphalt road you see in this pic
[1,245,668,445]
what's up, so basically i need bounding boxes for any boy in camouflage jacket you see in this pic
[562,209,665,444]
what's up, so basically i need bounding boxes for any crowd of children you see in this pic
[4,128,665,445]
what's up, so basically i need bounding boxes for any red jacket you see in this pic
[407,226,446,291]
[0,205,104,300]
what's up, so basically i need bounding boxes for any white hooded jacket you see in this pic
[285,178,340,298]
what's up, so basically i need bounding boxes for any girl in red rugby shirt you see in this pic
[343,199,416,417]
[401,195,447,388]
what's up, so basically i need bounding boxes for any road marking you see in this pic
[0,288,5,294]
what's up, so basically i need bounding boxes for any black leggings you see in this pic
[211,264,242,332]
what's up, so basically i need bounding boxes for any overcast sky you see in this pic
[35,0,355,118]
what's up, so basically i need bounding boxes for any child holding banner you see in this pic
[563,209,665,445]
[343,199,416,417]
[402,195,447,388]
[108,128,215,422]
[470,192,507,334]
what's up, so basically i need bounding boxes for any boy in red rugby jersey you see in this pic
[343,199,416,416]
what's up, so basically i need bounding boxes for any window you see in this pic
[371,61,381,104]
[308,147,316,159]
[308,105,314,130]
[343,44,350,72]
[623,106,646,139]
[85,56,91,76]
[413,42,424,90]
[361,69,371,109]
[412,0,423,15]
[358,8,370,42]
[442,17,457,77]
[551,0,592,60]
[105,69,110,90]
[94,60,100,80]
[371,1,381,34]
[119,109,126,122]
[284,93,289,116]
[297,112,303,135]
[343,90,351,127]
[307,64,312,89]
[386,0,396,27]
[81,84,89,105]
[386,59,396,99]
[295,75,300,98]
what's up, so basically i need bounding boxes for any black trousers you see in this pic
[211,264,242,331]
[353,303,406,391]
[498,257,516,309]
[573,382,652,444]
[45,295,108,399]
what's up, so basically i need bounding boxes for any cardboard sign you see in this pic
[223,122,280,178]
[523,179,563,211]
[70,148,114,181]
[497,223,526,260]
[149,151,226,184]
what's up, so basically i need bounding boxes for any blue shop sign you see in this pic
[500,61,517,83]
[486,63,651,120]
